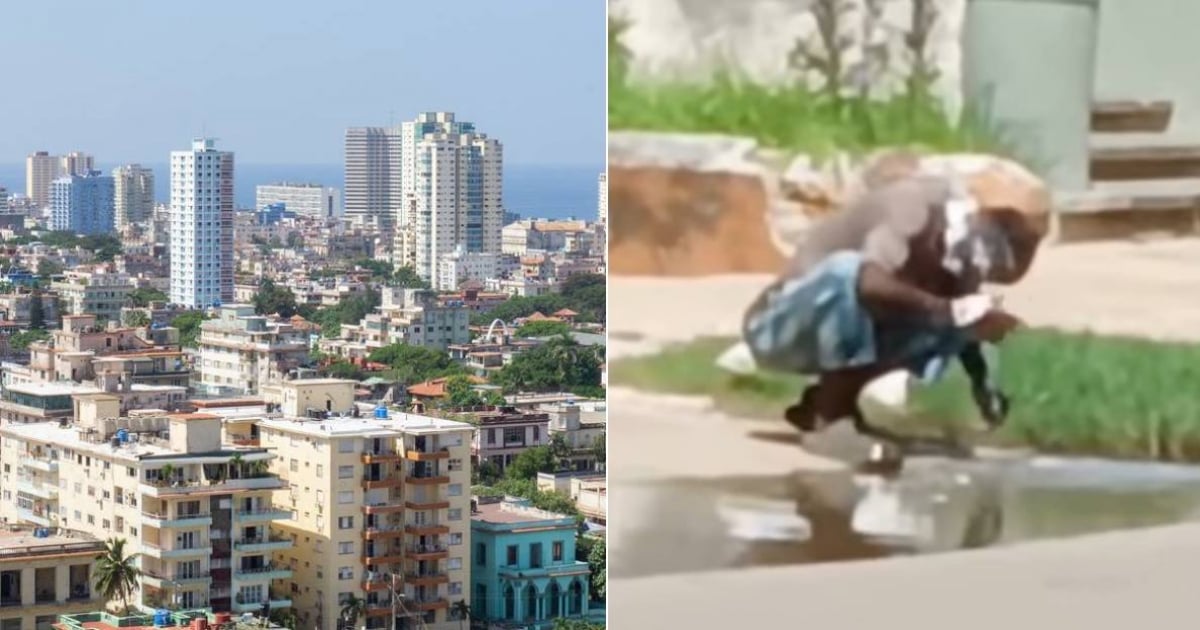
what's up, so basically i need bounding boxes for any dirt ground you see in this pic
[607,238,1200,629]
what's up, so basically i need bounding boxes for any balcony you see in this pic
[361,452,401,464]
[233,597,292,613]
[234,507,292,523]
[362,503,404,515]
[404,524,449,536]
[140,476,284,498]
[364,601,395,617]
[404,473,449,486]
[142,541,212,559]
[362,525,404,541]
[16,506,54,527]
[23,457,59,473]
[233,535,294,553]
[141,571,211,588]
[141,511,212,529]
[233,564,294,581]
[405,544,448,560]
[404,449,449,462]
[361,552,405,566]
[404,499,449,511]
[362,576,391,592]
[404,570,448,586]
[361,477,403,490]
[17,479,58,500]
[405,597,449,612]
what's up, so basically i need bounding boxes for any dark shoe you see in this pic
[785,403,821,432]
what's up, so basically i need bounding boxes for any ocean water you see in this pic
[0,162,603,221]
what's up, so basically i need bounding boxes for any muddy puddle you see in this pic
[611,455,1200,579]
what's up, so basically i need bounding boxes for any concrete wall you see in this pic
[1093,0,1200,143]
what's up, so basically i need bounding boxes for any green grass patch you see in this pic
[610,329,1200,462]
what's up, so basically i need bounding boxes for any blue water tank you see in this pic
[154,610,170,627]
[373,405,388,419]
[116,429,129,443]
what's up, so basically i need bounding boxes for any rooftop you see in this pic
[0,526,103,562]
[258,411,473,437]
[472,498,576,526]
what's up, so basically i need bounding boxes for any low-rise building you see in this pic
[469,496,602,628]
[322,289,470,358]
[0,526,107,630]
[198,305,311,396]
[51,269,135,322]
[464,406,551,473]
[536,471,607,525]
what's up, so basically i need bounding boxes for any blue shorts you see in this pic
[743,250,970,382]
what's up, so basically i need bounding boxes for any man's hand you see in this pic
[970,309,1022,343]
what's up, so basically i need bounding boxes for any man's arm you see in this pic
[960,342,1009,428]
[857,261,955,326]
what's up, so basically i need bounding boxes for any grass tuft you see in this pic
[610,329,1200,462]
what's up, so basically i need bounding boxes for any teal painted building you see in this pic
[470,497,603,628]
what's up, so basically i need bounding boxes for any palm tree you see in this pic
[339,595,366,630]
[94,538,141,614]
[450,600,471,630]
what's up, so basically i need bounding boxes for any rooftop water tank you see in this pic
[116,428,129,444]
[154,610,170,627]
[374,405,388,419]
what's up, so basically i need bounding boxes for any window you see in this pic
[533,425,540,442]
[447,508,462,521]
[289,459,298,472]
[338,491,354,504]
[337,516,354,530]
[337,567,353,579]
[338,542,354,555]
[447,557,462,571]
[530,543,543,568]
[338,465,354,479]
[316,465,324,477]
[506,545,518,566]
[449,533,463,546]
[552,541,564,562]
[503,427,523,445]
[448,458,463,472]
[475,543,486,566]
[448,484,462,497]
[486,429,496,445]
[449,582,462,595]
[338,439,355,453]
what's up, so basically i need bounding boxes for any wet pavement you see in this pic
[612,454,1200,579]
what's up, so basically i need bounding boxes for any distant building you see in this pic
[597,172,607,223]
[470,496,602,628]
[112,164,155,228]
[466,406,551,472]
[197,304,310,396]
[502,219,595,256]
[0,526,107,627]
[256,203,294,226]
[436,246,514,291]
[169,138,234,308]
[49,171,115,234]
[25,151,94,209]
[50,269,134,321]
[255,183,341,219]
[344,126,402,230]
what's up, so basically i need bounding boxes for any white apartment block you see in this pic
[198,304,311,397]
[256,390,474,630]
[51,268,136,322]
[256,183,342,220]
[0,394,292,614]
[113,164,156,228]
[435,246,507,292]
[344,127,402,230]
[169,138,234,308]
[410,126,503,283]
[319,289,470,360]
[501,220,595,256]
[598,172,607,223]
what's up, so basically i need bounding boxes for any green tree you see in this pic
[285,232,304,249]
[339,595,367,630]
[443,375,485,408]
[94,537,141,614]
[475,478,581,518]
[549,433,574,463]
[321,360,364,381]
[506,446,559,480]
[35,259,62,281]
[473,460,502,486]
[591,432,606,470]
[587,538,606,600]
[517,320,573,338]
[494,336,602,394]
[367,343,462,383]
[392,265,431,289]
[129,287,168,307]
[28,290,45,330]
[354,258,394,282]
[10,329,50,350]
[450,600,471,630]
[552,618,604,630]
[123,311,150,328]
[253,278,299,318]
[171,311,207,347]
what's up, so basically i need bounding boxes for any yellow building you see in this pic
[0,393,294,616]
[257,390,474,630]
[0,526,107,630]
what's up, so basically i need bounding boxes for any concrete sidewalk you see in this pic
[607,239,1200,629]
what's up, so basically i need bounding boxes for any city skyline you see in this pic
[0,1,604,167]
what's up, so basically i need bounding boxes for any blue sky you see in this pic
[0,0,605,166]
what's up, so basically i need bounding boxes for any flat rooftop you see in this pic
[0,527,103,561]
[472,500,575,525]
[258,411,473,438]
[0,420,265,462]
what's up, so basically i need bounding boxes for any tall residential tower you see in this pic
[344,127,402,230]
[49,170,115,234]
[113,164,156,228]
[169,138,234,307]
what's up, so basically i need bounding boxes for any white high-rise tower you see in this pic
[169,138,234,307]
[598,172,607,223]
[343,127,402,230]
[113,164,156,228]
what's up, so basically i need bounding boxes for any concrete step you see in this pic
[1091,100,1173,133]
[1055,179,1200,242]
[1090,144,1200,181]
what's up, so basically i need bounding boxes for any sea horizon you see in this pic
[0,161,604,222]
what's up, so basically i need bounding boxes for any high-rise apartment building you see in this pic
[169,139,234,307]
[344,127,402,230]
[256,382,474,630]
[26,151,95,209]
[113,164,156,228]
[255,183,342,219]
[0,395,293,614]
[49,170,115,234]
[597,172,607,223]
[405,114,503,283]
